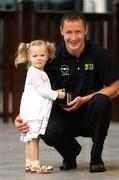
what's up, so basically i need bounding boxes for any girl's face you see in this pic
[28,45,49,70]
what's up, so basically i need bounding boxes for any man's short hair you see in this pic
[60,11,87,27]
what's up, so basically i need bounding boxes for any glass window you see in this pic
[33,0,83,11]
[0,0,17,10]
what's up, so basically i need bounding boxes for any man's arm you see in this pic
[14,115,29,133]
[64,80,119,112]
[96,80,119,99]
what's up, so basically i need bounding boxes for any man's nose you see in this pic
[71,33,77,40]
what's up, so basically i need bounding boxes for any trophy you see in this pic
[66,92,73,104]
[59,91,73,107]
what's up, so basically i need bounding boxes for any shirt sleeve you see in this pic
[29,68,58,100]
[94,48,119,85]
[36,86,58,100]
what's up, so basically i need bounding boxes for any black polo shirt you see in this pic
[45,40,119,98]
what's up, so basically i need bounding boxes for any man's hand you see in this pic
[63,96,84,112]
[14,115,29,133]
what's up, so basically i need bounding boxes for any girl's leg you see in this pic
[29,138,39,161]
[25,142,31,171]
[29,138,53,174]
[29,138,40,172]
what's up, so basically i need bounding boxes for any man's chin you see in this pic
[69,45,80,51]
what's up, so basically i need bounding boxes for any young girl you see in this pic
[15,40,65,174]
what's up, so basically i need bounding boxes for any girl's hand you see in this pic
[57,88,66,99]
[57,91,66,99]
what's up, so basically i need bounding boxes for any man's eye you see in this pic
[66,32,71,34]
[76,31,81,34]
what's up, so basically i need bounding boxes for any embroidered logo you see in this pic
[60,65,70,76]
[84,63,94,71]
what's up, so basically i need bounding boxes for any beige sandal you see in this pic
[30,166,39,173]
[25,159,31,172]
[25,165,31,172]
[37,165,53,174]
[30,165,53,174]
[30,160,40,173]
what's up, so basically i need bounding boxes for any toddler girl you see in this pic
[15,40,65,174]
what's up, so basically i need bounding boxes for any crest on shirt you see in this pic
[84,63,94,71]
[60,65,70,76]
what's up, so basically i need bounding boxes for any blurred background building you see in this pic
[0,0,114,12]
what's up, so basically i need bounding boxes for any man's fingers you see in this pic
[63,103,78,112]
[19,125,29,133]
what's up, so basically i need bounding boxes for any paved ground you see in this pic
[0,120,119,180]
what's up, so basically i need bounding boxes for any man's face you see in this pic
[60,19,88,55]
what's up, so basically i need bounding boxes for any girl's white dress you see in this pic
[20,66,58,142]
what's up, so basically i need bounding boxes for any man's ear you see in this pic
[60,26,63,36]
[85,25,88,36]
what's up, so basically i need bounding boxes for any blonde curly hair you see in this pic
[15,40,56,67]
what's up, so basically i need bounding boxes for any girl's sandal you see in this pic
[36,165,53,174]
[25,159,31,172]
[30,166,39,173]
[30,165,53,174]
[25,165,31,172]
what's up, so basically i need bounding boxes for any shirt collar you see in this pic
[61,40,90,58]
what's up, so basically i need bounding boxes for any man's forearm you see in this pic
[83,80,119,104]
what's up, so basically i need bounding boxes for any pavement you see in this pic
[0,120,119,180]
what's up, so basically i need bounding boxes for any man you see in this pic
[15,11,119,173]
